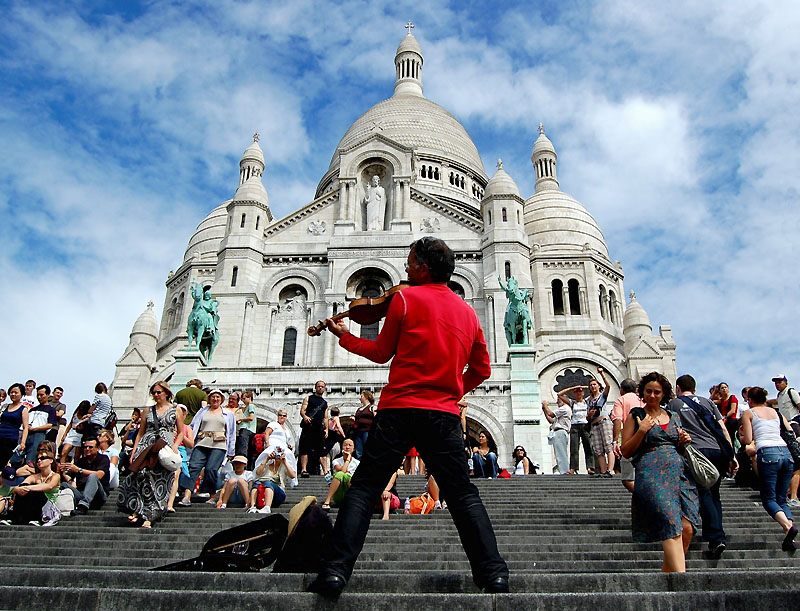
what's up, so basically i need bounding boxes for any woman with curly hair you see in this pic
[621,371,699,572]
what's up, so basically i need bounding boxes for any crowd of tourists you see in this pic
[1,370,798,573]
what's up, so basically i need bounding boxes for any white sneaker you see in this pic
[433,501,442,510]
[440,501,447,510]
[789,498,800,508]
[259,506,271,514]
[28,520,41,527]
[0,520,11,526]
[196,492,210,499]
[246,506,258,514]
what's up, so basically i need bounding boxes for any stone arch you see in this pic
[251,403,300,441]
[335,259,402,294]
[345,149,404,178]
[461,399,512,463]
[536,353,623,398]
[264,268,325,302]
[450,265,480,299]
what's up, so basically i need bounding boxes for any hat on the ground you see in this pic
[772,374,788,382]
[231,455,248,465]
[287,496,318,538]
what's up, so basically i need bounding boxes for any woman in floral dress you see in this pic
[621,371,699,572]
[117,381,184,528]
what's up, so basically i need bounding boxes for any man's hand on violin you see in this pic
[324,318,349,338]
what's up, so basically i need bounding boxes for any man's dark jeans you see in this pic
[697,447,729,545]
[319,408,508,587]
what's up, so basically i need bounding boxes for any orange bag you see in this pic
[408,493,436,515]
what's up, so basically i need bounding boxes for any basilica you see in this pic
[110,29,676,471]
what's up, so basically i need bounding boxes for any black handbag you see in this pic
[777,412,800,464]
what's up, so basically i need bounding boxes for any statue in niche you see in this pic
[363,175,385,231]
[284,290,307,315]
[187,282,220,361]
[498,275,532,346]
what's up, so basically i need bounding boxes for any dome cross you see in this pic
[253,132,260,143]
[405,21,414,35]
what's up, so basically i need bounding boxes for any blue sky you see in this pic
[1,1,798,407]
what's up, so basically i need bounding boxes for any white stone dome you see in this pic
[131,303,158,339]
[623,293,652,333]
[396,33,422,55]
[241,139,264,165]
[525,190,609,258]
[532,130,555,156]
[183,202,229,263]
[484,161,520,198]
[233,178,269,205]
[327,95,486,180]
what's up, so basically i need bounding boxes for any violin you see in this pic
[307,282,411,337]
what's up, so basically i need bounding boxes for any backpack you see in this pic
[408,493,436,514]
[253,433,266,455]
[272,505,333,573]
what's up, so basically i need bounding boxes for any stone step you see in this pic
[2,586,799,611]
[2,567,798,594]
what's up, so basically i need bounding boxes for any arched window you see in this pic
[175,293,184,328]
[502,208,508,222]
[231,266,238,287]
[460,176,465,189]
[568,279,581,315]
[487,210,492,225]
[255,216,260,230]
[599,285,608,320]
[448,281,465,298]
[504,261,511,279]
[359,286,381,340]
[434,168,439,180]
[516,210,520,224]
[449,172,454,185]
[281,328,297,366]
[609,291,619,326]
[551,279,564,315]
[240,213,246,228]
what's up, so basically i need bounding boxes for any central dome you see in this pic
[328,95,485,177]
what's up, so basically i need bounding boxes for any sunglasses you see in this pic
[36,455,53,461]
[152,390,164,395]
[278,414,287,417]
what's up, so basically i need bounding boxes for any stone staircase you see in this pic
[0,475,798,609]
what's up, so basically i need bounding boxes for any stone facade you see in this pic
[112,31,677,473]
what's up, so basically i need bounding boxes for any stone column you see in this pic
[508,345,548,473]
[390,178,413,232]
[237,299,255,366]
[335,179,356,234]
[172,345,208,389]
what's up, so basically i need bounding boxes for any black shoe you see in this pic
[710,542,726,559]
[70,505,88,516]
[483,576,509,593]
[308,574,347,598]
[300,471,310,479]
[782,526,798,552]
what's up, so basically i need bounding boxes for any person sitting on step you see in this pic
[250,444,296,514]
[59,436,111,516]
[216,455,253,510]
[472,430,499,478]
[0,442,60,526]
[321,438,360,510]
[377,471,400,520]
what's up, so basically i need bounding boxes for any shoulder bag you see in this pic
[679,444,719,489]
[777,411,800,464]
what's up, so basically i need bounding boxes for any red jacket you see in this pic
[339,283,491,415]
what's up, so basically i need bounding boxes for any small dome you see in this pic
[396,33,422,56]
[233,178,269,206]
[131,302,158,339]
[241,135,264,166]
[532,131,555,157]
[623,292,652,333]
[484,160,520,198]
[525,190,609,259]
[183,202,229,263]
